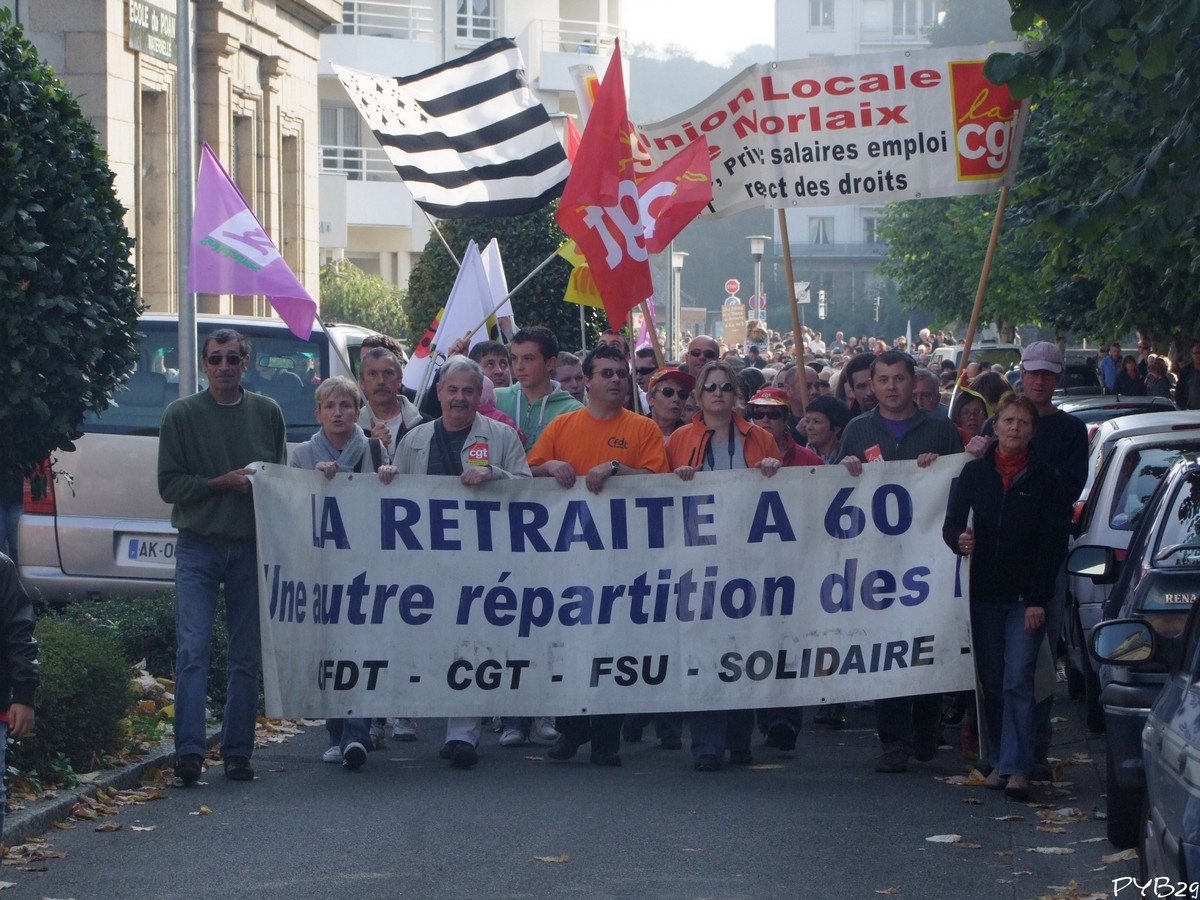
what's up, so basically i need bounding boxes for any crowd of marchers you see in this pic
[158,320,1084,802]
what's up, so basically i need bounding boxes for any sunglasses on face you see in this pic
[595,367,629,380]
[655,386,685,398]
[636,367,657,377]
[748,407,786,420]
[689,348,719,360]
[206,353,244,366]
[702,382,734,394]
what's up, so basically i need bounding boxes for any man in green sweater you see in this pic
[158,328,287,785]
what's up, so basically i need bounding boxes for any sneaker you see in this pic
[1004,774,1031,801]
[767,722,797,752]
[223,756,255,781]
[447,741,478,770]
[874,747,908,774]
[529,717,559,745]
[694,754,721,772]
[342,741,367,771]
[984,768,1006,790]
[369,720,388,750]
[499,728,528,747]
[322,745,342,764]
[391,718,418,742]
[174,753,203,785]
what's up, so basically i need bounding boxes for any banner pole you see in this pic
[777,209,810,410]
[958,185,1010,383]
[421,209,461,268]
[642,300,667,367]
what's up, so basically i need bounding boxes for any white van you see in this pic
[19,313,382,602]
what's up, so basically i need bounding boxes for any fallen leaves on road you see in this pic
[0,881,14,890]
[188,805,213,816]
[1039,807,1089,824]
[1026,846,1074,854]
[1072,837,1106,844]
[962,798,983,805]
[533,855,570,863]
[873,888,899,895]
[2,840,66,867]
[1041,879,1109,900]
[1038,825,1068,834]
[925,834,982,848]
[94,822,122,833]
[991,815,1023,821]
[131,825,156,832]
[1101,848,1138,864]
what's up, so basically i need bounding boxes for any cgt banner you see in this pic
[251,459,975,719]
[636,43,1029,218]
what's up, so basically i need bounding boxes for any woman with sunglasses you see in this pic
[666,361,782,483]
[645,367,695,439]
[746,388,822,467]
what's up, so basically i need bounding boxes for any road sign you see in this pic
[748,293,765,312]
[724,278,740,295]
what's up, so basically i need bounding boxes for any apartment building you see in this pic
[318,0,624,286]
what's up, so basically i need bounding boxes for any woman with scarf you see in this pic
[290,376,398,771]
[942,394,1069,801]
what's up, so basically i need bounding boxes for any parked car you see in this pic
[1055,362,1106,398]
[1069,453,1200,847]
[1093,604,1200,884]
[1057,394,1177,427]
[929,340,1022,373]
[1064,430,1200,733]
[1076,411,1200,515]
[18,314,379,602]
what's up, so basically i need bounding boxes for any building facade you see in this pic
[317,0,624,286]
[4,0,338,315]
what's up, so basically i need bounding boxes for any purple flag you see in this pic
[188,143,317,339]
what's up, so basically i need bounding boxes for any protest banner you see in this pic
[252,459,975,719]
[635,43,1028,218]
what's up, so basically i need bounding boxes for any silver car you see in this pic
[18,314,381,602]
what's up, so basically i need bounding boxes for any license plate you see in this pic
[118,534,178,569]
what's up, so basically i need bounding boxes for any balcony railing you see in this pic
[320,144,401,182]
[859,24,931,43]
[786,241,889,258]
[326,1,435,40]
[534,18,625,54]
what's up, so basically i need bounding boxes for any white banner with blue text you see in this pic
[252,458,974,719]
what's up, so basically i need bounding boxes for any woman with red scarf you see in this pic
[942,394,1069,801]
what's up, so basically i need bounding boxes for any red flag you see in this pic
[636,136,713,254]
[556,41,652,329]
[566,116,582,163]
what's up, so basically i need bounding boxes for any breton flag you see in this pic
[333,39,569,219]
[187,143,317,339]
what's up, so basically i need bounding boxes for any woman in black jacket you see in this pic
[942,394,1069,800]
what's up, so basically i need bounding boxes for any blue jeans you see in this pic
[326,717,371,751]
[0,503,21,567]
[174,534,262,760]
[972,602,1045,777]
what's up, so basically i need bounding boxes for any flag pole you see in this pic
[642,300,667,366]
[422,209,461,268]
[958,185,1010,383]
[778,209,810,410]
[454,246,562,341]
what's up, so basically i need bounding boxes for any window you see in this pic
[320,105,363,180]
[809,0,833,28]
[863,212,884,244]
[893,0,940,38]
[457,0,495,41]
[809,217,834,244]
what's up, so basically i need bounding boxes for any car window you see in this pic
[1109,446,1200,531]
[82,321,329,440]
[1151,471,1200,568]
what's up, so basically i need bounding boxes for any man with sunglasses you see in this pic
[634,347,658,393]
[683,335,721,373]
[748,388,822,467]
[527,344,669,767]
[158,328,287,786]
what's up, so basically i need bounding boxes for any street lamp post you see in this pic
[670,250,688,359]
[747,234,770,331]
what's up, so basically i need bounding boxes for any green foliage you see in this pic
[984,0,1200,348]
[319,261,410,340]
[58,593,229,710]
[10,617,132,773]
[0,11,140,475]
[924,0,1020,46]
[405,204,604,352]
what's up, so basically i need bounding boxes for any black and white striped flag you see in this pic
[334,38,569,219]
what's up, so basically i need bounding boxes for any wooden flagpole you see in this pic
[778,209,810,410]
[957,185,1010,383]
[641,300,667,367]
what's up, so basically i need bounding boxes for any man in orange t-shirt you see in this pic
[527,343,668,766]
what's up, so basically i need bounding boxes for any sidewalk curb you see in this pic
[5,727,220,846]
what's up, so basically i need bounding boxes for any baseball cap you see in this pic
[646,367,696,393]
[749,387,789,406]
[1021,341,1064,374]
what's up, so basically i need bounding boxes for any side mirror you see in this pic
[1067,544,1118,584]
[1091,618,1155,666]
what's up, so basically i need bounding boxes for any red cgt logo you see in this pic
[948,59,1022,180]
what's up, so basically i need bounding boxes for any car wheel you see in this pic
[1106,747,1142,849]
[1085,664,1106,733]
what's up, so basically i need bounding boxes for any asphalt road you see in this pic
[6,690,1137,899]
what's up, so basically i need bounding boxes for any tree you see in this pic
[404,203,604,353]
[0,11,139,476]
[985,1,1200,350]
[319,261,410,340]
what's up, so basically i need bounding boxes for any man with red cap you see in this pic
[747,388,823,467]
